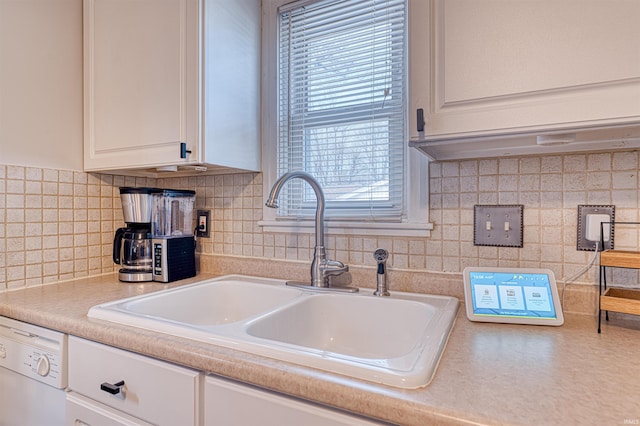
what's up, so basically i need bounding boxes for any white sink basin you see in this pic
[248,294,438,360]
[108,279,303,325]
[88,275,459,388]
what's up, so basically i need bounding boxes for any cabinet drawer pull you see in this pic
[417,108,425,132]
[100,380,125,395]
[180,142,192,159]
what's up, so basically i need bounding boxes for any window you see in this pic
[262,0,430,237]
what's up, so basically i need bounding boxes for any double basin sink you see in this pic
[88,275,459,389]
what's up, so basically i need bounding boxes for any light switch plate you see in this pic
[473,205,524,247]
[577,205,614,251]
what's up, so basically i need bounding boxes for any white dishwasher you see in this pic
[0,316,68,426]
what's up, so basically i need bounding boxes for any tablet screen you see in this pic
[463,267,564,326]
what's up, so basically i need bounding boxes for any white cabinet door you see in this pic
[67,392,154,426]
[83,0,199,171]
[201,0,261,173]
[83,0,261,174]
[68,337,200,426]
[409,0,640,159]
[204,375,383,426]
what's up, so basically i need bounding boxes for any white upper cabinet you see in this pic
[83,0,261,174]
[408,0,640,160]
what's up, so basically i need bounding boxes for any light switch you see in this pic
[473,205,524,248]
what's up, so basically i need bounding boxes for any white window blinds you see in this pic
[277,0,407,221]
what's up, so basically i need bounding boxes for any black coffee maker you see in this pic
[113,187,155,282]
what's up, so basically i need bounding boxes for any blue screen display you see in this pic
[469,272,557,319]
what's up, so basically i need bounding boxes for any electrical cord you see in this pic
[193,224,205,248]
[561,242,600,308]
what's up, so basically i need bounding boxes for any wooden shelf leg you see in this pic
[598,264,603,333]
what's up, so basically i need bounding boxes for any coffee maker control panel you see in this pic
[153,242,165,279]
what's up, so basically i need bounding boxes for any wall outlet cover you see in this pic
[196,210,211,238]
[473,205,524,248]
[577,205,614,251]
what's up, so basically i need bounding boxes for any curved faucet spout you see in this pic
[265,171,351,289]
[265,171,325,250]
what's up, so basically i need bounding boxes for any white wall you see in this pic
[0,0,83,171]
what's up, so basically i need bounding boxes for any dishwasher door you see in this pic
[0,366,67,426]
[0,316,67,426]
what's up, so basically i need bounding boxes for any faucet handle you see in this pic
[321,259,349,277]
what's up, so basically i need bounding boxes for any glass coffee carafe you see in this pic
[114,228,153,280]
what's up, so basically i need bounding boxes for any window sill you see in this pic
[258,219,433,238]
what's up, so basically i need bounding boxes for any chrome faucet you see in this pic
[265,171,355,291]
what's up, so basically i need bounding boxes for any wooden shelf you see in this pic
[600,288,640,316]
[600,250,640,269]
[599,248,640,332]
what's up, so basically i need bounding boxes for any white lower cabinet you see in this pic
[204,375,383,426]
[66,337,201,426]
[67,337,382,426]
[66,393,154,426]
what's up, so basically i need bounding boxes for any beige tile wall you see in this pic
[1,150,639,291]
[0,165,155,289]
[428,152,640,286]
[162,151,640,289]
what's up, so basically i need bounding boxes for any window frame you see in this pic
[260,0,431,237]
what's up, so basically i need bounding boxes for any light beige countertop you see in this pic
[1,273,640,425]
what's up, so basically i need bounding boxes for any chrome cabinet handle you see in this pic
[100,380,125,395]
